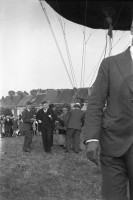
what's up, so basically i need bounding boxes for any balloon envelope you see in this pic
[45,0,133,31]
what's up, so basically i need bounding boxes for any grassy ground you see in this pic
[0,135,102,200]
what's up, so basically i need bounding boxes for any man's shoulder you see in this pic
[71,108,82,114]
[22,108,27,113]
[47,109,55,116]
[37,108,43,113]
[104,47,129,62]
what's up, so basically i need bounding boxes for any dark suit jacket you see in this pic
[84,47,133,157]
[22,109,34,131]
[67,108,84,131]
[36,108,56,129]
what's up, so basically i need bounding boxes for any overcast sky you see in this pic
[0,0,131,97]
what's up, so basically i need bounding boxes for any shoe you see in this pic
[45,151,52,154]
[65,150,70,153]
[23,149,31,153]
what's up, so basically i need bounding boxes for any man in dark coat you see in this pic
[4,116,13,137]
[83,22,133,200]
[36,101,57,153]
[65,103,84,153]
[22,101,35,152]
[48,103,57,146]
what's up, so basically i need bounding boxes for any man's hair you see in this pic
[73,103,81,108]
[26,101,32,105]
[41,101,48,105]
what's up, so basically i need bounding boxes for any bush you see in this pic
[0,107,13,116]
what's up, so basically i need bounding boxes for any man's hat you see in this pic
[73,103,81,108]
[49,103,55,109]
[62,107,69,111]
[26,101,32,105]
[41,101,48,105]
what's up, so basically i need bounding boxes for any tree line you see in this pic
[1,89,49,100]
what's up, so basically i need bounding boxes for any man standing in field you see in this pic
[83,21,133,200]
[22,101,35,152]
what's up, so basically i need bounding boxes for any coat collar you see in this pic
[117,47,133,94]
[120,47,133,75]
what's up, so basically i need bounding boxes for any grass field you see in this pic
[0,135,102,200]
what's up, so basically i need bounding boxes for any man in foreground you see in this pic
[83,22,133,200]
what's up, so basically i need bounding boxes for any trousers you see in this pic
[23,130,33,151]
[100,143,133,200]
[66,128,80,152]
[41,126,52,152]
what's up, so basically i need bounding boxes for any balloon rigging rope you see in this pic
[39,0,74,88]
[80,0,88,89]
[111,31,129,50]
[123,41,131,51]
[39,1,127,92]
[113,0,125,29]
[103,32,108,58]
[55,0,77,88]
[84,36,109,87]
[85,29,98,45]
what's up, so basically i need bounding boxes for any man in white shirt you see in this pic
[83,21,133,200]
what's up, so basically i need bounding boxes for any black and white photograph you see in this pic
[0,1,133,200]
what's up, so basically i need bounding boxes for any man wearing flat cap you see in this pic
[22,101,35,152]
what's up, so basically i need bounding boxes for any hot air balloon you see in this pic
[39,0,133,103]
[44,1,133,34]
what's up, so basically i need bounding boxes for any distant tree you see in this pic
[0,107,5,115]
[0,107,12,116]
[17,91,25,100]
[30,89,37,97]
[57,89,62,96]
[8,90,15,96]
[62,103,71,110]
[1,96,5,102]
[37,89,46,94]
[24,91,29,95]
[30,106,37,115]
[8,90,15,105]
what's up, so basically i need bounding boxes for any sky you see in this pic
[0,0,131,97]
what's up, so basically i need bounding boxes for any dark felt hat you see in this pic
[26,101,32,105]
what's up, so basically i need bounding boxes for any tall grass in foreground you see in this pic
[0,136,102,200]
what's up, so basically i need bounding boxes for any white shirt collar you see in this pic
[130,46,133,59]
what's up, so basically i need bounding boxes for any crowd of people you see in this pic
[1,21,133,200]
[21,101,85,153]
[0,114,24,137]
[0,101,85,155]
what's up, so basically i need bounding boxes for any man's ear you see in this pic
[130,35,133,46]
[130,20,133,35]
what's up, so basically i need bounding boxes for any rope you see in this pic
[111,31,129,50]
[39,0,74,88]
[85,29,98,45]
[103,31,108,58]
[80,0,88,88]
[84,38,108,86]
[55,0,77,87]
[113,1,125,29]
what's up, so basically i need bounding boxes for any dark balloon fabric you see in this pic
[45,0,133,31]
